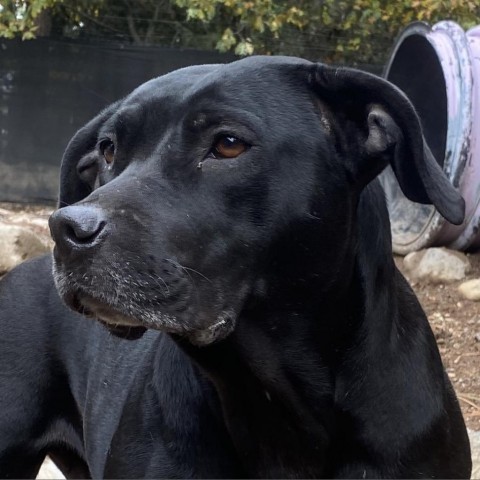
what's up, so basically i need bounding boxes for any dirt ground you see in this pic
[395,254,480,431]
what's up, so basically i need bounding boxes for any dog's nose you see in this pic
[49,205,107,253]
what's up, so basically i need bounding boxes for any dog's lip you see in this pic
[97,320,147,340]
[80,295,140,326]
[67,292,147,339]
[62,287,238,345]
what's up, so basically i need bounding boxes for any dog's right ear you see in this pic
[58,102,120,207]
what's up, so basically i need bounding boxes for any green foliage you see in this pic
[174,0,306,55]
[318,0,480,63]
[0,0,479,64]
[0,0,59,39]
[172,0,480,63]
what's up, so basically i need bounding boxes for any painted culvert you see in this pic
[381,21,480,254]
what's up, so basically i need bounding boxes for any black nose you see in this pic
[49,205,107,254]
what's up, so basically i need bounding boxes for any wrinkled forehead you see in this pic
[126,56,311,110]
[126,63,220,103]
[102,56,314,135]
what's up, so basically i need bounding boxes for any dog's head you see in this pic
[49,56,464,344]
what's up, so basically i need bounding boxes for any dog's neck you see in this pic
[177,265,380,478]
[175,182,408,477]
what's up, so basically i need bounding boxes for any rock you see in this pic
[403,248,471,284]
[0,223,52,274]
[469,429,480,479]
[37,456,65,479]
[459,279,480,301]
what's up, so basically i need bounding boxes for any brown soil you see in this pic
[395,254,480,431]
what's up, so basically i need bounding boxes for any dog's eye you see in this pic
[99,139,115,165]
[211,136,247,159]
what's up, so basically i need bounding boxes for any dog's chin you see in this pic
[186,309,237,346]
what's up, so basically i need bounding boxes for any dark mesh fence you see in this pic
[0,38,234,203]
[0,37,382,204]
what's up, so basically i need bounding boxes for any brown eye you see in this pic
[212,136,247,159]
[99,139,115,164]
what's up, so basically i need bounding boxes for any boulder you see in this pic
[470,429,480,479]
[458,279,480,301]
[403,248,471,284]
[0,223,52,274]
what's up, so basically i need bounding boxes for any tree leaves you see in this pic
[0,0,58,40]
[0,0,479,64]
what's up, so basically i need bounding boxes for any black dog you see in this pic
[0,56,472,478]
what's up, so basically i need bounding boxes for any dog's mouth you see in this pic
[63,288,237,345]
[64,293,143,340]
[99,322,147,340]
[52,258,244,345]
[68,292,147,340]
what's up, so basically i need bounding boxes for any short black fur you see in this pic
[0,56,471,478]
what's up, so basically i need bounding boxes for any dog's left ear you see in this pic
[58,101,120,207]
[306,63,465,225]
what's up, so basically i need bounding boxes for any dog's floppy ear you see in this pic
[59,101,120,207]
[306,64,464,225]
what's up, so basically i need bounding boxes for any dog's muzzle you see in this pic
[48,205,238,345]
